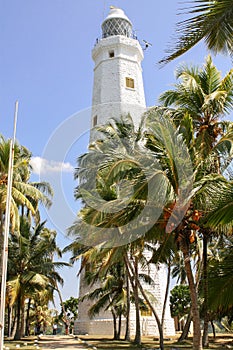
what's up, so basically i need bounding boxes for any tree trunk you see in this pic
[124,273,130,341]
[7,305,12,337]
[14,293,22,340]
[112,310,117,340]
[25,298,31,336]
[124,254,164,349]
[56,282,69,332]
[161,259,171,330]
[202,233,209,348]
[136,276,164,350]
[123,254,141,345]
[178,311,192,341]
[182,248,202,350]
[20,299,25,338]
[132,257,141,345]
[211,320,215,338]
[117,311,122,340]
[11,306,17,338]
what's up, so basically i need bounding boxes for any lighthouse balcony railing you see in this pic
[95,32,138,46]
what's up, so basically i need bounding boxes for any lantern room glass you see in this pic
[102,18,133,38]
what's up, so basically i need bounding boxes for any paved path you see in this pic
[37,335,96,350]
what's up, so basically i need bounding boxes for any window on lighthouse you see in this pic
[126,77,135,89]
[93,115,98,126]
[109,50,115,58]
[140,302,152,317]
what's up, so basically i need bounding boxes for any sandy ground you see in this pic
[37,335,96,350]
[37,333,233,349]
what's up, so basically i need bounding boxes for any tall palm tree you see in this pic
[159,0,233,65]
[144,104,233,350]
[158,55,233,347]
[159,55,233,156]
[68,114,170,346]
[0,136,52,229]
[0,136,53,281]
[72,111,224,349]
[81,262,128,340]
[144,109,201,350]
[7,217,66,339]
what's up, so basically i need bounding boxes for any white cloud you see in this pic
[30,156,74,175]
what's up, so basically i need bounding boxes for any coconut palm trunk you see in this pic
[161,257,171,330]
[132,256,141,345]
[123,254,141,345]
[7,305,12,337]
[25,298,31,336]
[117,311,122,340]
[14,292,22,340]
[202,232,209,347]
[111,309,118,339]
[182,245,202,350]
[179,311,192,341]
[124,253,164,350]
[124,273,131,341]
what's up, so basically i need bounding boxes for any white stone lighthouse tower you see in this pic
[91,6,146,131]
[74,7,175,337]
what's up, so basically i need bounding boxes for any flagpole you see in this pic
[0,101,18,348]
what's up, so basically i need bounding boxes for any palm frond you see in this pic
[159,0,233,65]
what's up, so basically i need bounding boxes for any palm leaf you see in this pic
[159,0,233,65]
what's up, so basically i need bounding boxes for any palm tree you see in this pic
[65,239,133,340]
[82,262,128,340]
[144,109,201,349]
[159,0,233,65]
[68,114,170,346]
[25,290,55,336]
[0,136,52,229]
[0,136,53,282]
[7,217,65,339]
[144,104,233,350]
[70,107,232,350]
[158,55,233,347]
[159,55,233,155]
[71,112,193,347]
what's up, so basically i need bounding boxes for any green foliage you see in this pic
[207,238,233,312]
[69,56,233,349]
[0,135,53,233]
[60,296,79,319]
[170,284,191,318]
[7,217,64,304]
[159,0,233,65]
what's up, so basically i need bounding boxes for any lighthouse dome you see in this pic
[102,7,133,38]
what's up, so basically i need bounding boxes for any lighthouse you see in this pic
[74,7,175,337]
[91,6,146,133]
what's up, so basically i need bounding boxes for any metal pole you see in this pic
[0,101,18,348]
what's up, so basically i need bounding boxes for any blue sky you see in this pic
[1,0,233,309]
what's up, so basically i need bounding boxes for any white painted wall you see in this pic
[91,35,146,133]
